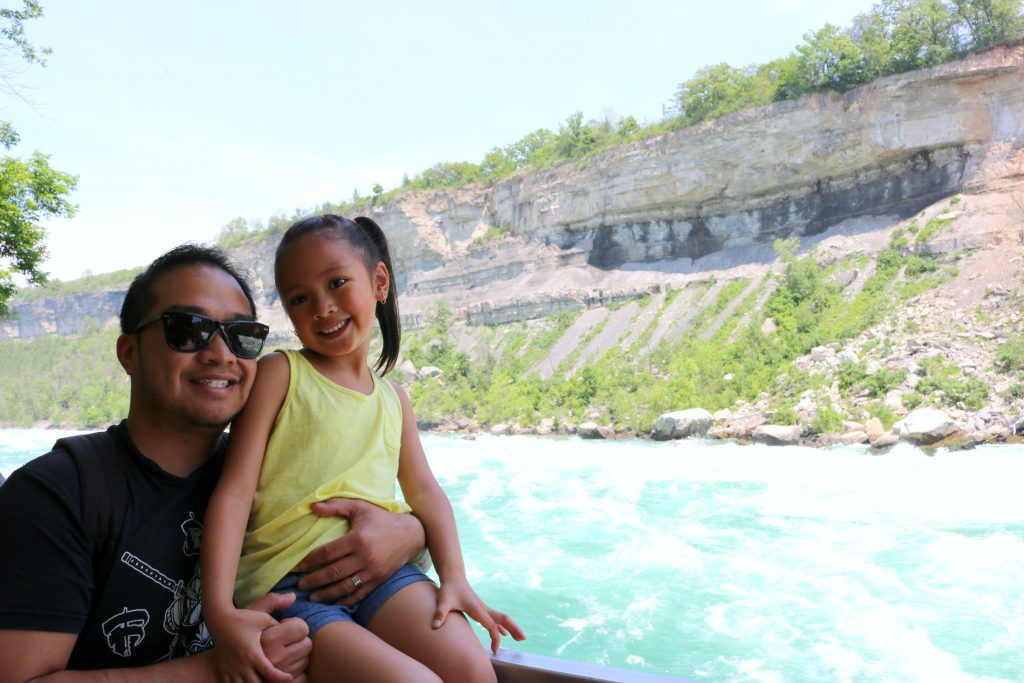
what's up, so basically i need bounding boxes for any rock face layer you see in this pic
[3,44,1023,340]
[367,44,1022,323]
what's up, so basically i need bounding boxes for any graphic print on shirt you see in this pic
[101,606,150,658]
[106,513,212,660]
[181,512,201,556]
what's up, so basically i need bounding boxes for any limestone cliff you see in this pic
[3,43,1023,342]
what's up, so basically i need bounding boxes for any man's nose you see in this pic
[199,327,236,362]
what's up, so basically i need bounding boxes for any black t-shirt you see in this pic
[0,422,224,669]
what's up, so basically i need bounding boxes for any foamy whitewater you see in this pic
[2,429,1022,682]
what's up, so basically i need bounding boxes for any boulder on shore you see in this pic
[821,430,868,446]
[894,408,958,445]
[751,424,802,445]
[865,417,886,439]
[870,433,899,449]
[579,421,611,439]
[652,409,713,440]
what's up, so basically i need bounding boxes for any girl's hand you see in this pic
[433,578,526,653]
[209,607,292,683]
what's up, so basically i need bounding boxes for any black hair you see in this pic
[275,214,401,375]
[120,243,257,334]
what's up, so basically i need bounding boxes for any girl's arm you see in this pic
[393,383,525,653]
[201,353,291,683]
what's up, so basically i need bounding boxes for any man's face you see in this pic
[119,264,258,432]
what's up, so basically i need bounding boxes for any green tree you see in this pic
[796,24,870,92]
[507,128,557,169]
[673,63,768,125]
[768,53,818,101]
[480,146,514,182]
[1,2,77,316]
[888,0,956,71]
[0,1,50,97]
[848,5,895,77]
[555,111,598,159]
[615,115,640,138]
[216,216,250,247]
[951,0,1024,50]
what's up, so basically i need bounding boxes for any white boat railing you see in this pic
[492,649,700,683]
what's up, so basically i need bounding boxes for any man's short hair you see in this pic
[119,243,258,334]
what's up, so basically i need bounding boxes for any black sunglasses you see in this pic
[132,311,269,359]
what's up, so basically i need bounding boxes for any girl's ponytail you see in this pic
[354,216,401,375]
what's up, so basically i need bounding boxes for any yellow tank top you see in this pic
[234,349,410,607]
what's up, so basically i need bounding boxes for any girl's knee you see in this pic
[433,639,495,683]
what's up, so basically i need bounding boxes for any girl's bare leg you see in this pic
[367,580,497,683]
[308,619,441,683]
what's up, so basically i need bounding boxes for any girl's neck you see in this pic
[299,347,374,394]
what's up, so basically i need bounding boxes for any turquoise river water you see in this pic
[1,429,1022,682]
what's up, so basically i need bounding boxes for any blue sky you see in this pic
[6,0,878,281]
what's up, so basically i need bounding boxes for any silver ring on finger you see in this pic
[349,573,362,589]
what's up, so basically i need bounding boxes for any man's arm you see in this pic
[0,456,311,683]
[0,595,310,683]
[294,498,427,605]
[0,629,218,683]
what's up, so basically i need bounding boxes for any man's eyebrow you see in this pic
[163,305,256,321]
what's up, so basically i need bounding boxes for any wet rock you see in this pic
[706,425,734,439]
[985,424,1010,442]
[652,408,713,440]
[865,418,886,439]
[894,408,958,445]
[729,414,769,437]
[490,423,510,436]
[579,421,609,439]
[751,424,802,445]
[870,433,899,449]
[822,430,868,446]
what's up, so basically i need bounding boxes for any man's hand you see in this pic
[249,593,311,683]
[294,498,425,605]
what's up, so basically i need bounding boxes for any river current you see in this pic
[2,429,1021,682]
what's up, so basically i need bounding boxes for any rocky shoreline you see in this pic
[418,405,1024,451]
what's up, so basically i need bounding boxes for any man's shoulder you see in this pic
[4,425,126,502]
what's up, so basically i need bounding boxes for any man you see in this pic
[0,244,427,682]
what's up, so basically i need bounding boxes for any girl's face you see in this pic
[275,232,389,361]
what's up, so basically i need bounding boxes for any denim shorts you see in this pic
[271,563,433,635]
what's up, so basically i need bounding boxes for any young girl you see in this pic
[202,215,524,683]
